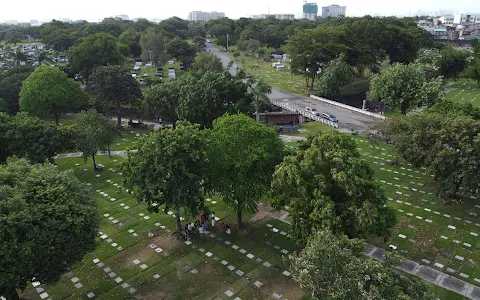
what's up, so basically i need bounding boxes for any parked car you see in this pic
[321,112,338,123]
[306,107,320,116]
[206,39,211,43]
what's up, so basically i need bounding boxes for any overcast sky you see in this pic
[1,0,479,22]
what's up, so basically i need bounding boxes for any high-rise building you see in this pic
[188,11,225,22]
[322,4,346,18]
[302,3,318,20]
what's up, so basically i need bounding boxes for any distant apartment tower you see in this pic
[188,11,225,22]
[322,4,346,18]
[251,14,295,20]
[302,3,318,20]
[454,13,480,25]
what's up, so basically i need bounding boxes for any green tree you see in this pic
[69,33,125,78]
[248,77,271,122]
[0,158,99,300]
[316,54,356,98]
[19,66,89,125]
[285,26,349,90]
[118,28,141,59]
[464,59,480,86]
[270,131,396,246]
[0,112,69,163]
[190,52,224,73]
[387,112,480,199]
[144,81,179,124]
[121,121,207,233]
[0,66,33,114]
[139,27,165,64]
[289,230,435,300]
[175,71,252,127]
[438,46,470,80]
[166,37,197,69]
[88,65,143,128]
[208,114,284,228]
[0,98,7,113]
[73,109,119,170]
[370,63,443,114]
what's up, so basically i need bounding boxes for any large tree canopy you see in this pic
[270,131,396,246]
[289,230,435,300]
[0,158,99,300]
[370,63,443,114]
[207,114,284,228]
[88,65,143,128]
[19,66,89,125]
[0,66,33,115]
[386,111,480,199]
[315,54,356,98]
[190,52,224,74]
[0,112,70,163]
[121,121,208,233]
[69,33,125,78]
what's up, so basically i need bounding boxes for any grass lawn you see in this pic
[20,155,308,299]
[18,119,479,300]
[444,79,480,107]
[282,121,334,138]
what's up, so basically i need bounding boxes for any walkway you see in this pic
[258,203,480,300]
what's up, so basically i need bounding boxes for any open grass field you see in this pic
[20,155,308,300]
[445,79,480,107]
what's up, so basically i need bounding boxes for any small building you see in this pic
[257,111,300,133]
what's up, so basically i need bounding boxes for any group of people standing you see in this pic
[183,211,232,240]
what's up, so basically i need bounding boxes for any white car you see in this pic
[206,39,211,43]
[306,107,320,116]
[321,112,338,123]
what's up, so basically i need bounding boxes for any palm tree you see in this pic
[248,78,271,122]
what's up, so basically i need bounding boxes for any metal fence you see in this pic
[271,100,339,129]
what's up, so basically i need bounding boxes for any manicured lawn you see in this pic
[20,155,308,299]
[445,79,480,107]
[282,121,334,138]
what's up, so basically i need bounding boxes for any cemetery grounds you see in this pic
[444,79,480,107]
[17,122,477,300]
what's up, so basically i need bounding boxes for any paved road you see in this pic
[206,42,378,132]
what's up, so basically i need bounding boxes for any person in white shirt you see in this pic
[226,224,231,235]
[199,223,204,239]
[211,212,216,228]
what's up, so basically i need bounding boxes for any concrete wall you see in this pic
[310,95,387,120]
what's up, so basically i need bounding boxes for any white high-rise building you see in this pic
[322,4,346,18]
[188,11,225,22]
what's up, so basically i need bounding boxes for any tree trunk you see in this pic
[7,288,20,300]
[310,76,315,92]
[117,114,122,129]
[237,209,243,229]
[255,109,260,122]
[54,114,60,126]
[92,154,97,170]
[305,76,309,88]
[107,144,111,158]
[175,207,182,236]
[401,105,407,115]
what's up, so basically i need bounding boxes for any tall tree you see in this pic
[270,131,397,246]
[464,59,480,86]
[289,230,435,300]
[139,27,165,64]
[190,52,224,73]
[387,112,480,199]
[0,112,69,163]
[208,114,284,228]
[370,63,443,114]
[165,37,197,69]
[285,26,349,90]
[438,46,470,80]
[73,110,118,170]
[19,66,89,125]
[121,121,207,233]
[144,81,179,125]
[248,77,271,122]
[0,158,98,300]
[69,33,125,78]
[316,54,356,98]
[118,28,142,59]
[0,66,33,114]
[88,65,143,128]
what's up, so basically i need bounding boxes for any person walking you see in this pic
[226,224,231,235]
[199,223,204,239]
[211,212,216,228]
[200,212,206,223]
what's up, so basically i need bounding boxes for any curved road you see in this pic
[206,42,377,132]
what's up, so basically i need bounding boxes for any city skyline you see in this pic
[1,0,479,23]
